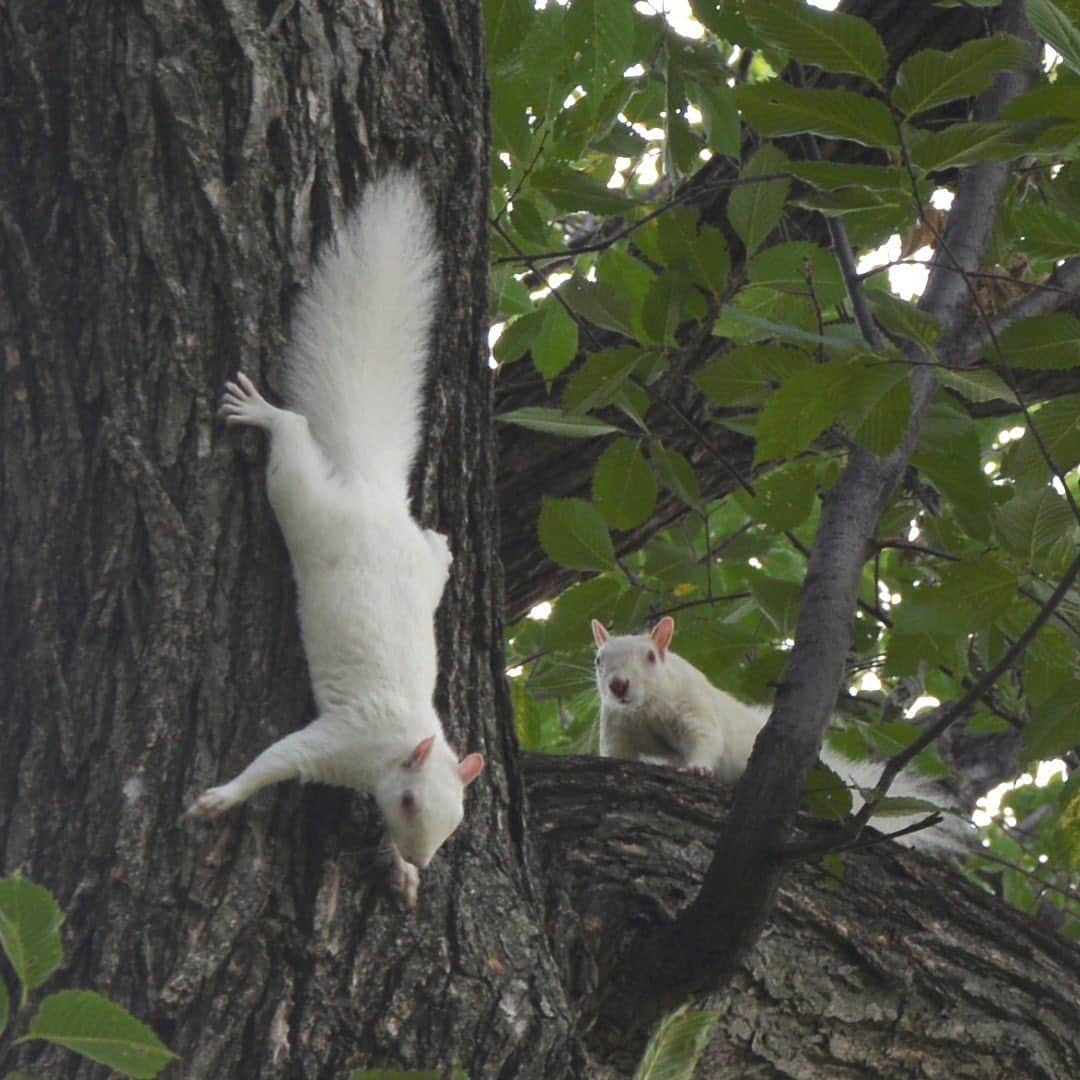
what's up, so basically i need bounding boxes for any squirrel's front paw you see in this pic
[390,848,420,909]
[681,764,717,780]
[219,372,275,430]
[185,784,240,820]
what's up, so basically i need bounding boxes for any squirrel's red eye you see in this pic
[647,650,656,663]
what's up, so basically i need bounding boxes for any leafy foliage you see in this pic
[633,1007,719,1080]
[0,876,176,1077]
[491,0,1080,936]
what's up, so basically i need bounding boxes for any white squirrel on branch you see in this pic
[187,174,484,904]
[592,615,964,849]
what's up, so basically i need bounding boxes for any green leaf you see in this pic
[530,164,635,214]
[0,973,8,1037]
[997,313,1080,368]
[565,0,636,113]
[691,78,741,157]
[788,160,908,192]
[907,121,1020,171]
[1027,0,1080,75]
[593,438,658,529]
[751,577,802,636]
[892,35,1033,117]
[650,445,701,507]
[737,461,816,530]
[497,407,619,439]
[20,990,177,1079]
[869,796,943,818]
[936,368,1016,404]
[745,0,888,83]
[538,497,617,570]
[805,762,854,820]
[1013,200,1080,259]
[562,276,636,337]
[638,208,730,294]
[544,575,625,649]
[837,361,912,457]
[748,241,846,306]
[493,309,545,366]
[995,488,1077,564]
[634,1007,719,1080]
[867,290,941,347]
[1023,683,1080,761]
[485,0,534,72]
[754,360,853,465]
[1003,396,1080,482]
[728,144,792,256]
[563,346,649,413]
[694,344,813,406]
[0,878,64,1002]
[734,83,898,148]
[531,303,580,380]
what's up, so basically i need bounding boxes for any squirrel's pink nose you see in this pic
[609,677,629,700]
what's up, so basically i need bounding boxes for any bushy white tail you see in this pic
[284,173,441,495]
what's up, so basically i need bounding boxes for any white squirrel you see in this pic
[592,615,963,848]
[187,174,484,903]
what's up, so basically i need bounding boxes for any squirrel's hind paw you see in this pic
[681,764,717,780]
[219,372,275,429]
[185,784,240,820]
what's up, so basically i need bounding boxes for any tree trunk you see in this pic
[2,3,1078,1079]
[0,1,581,1075]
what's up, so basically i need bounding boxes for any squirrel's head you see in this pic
[376,734,485,870]
[591,615,676,710]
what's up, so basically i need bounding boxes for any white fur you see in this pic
[188,176,483,896]
[593,619,964,850]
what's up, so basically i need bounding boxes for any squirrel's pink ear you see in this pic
[458,753,485,787]
[405,735,436,769]
[591,619,610,647]
[651,616,675,656]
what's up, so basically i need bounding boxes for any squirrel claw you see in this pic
[185,785,238,820]
[681,764,717,779]
[390,848,420,909]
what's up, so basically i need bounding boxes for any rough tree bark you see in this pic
[0,1,581,1075]
[1,2,1077,1079]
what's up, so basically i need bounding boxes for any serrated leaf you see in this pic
[650,444,701,507]
[593,438,658,529]
[695,343,813,406]
[751,577,802,636]
[691,78,741,157]
[1003,395,1080,482]
[748,241,846,306]
[788,160,908,191]
[539,497,617,570]
[485,0,534,72]
[1023,683,1080,761]
[995,488,1077,564]
[892,34,1033,117]
[734,83,898,148]
[754,360,853,464]
[563,346,649,413]
[805,762,854,820]
[737,461,816,529]
[997,313,1080,368]
[867,291,941,347]
[745,0,887,83]
[19,990,177,1079]
[907,121,1020,171]
[634,1008,719,1080]
[937,368,1016,403]
[728,144,791,256]
[531,303,580,380]
[838,363,912,457]
[1027,0,1080,75]
[1014,200,1080,259]
[531,164,635,214]
[562,276,636,337]
[565,0,636,113]
[497,407,620,438]
[0,878,64,1002]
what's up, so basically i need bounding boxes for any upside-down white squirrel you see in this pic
[186,174,484,904]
